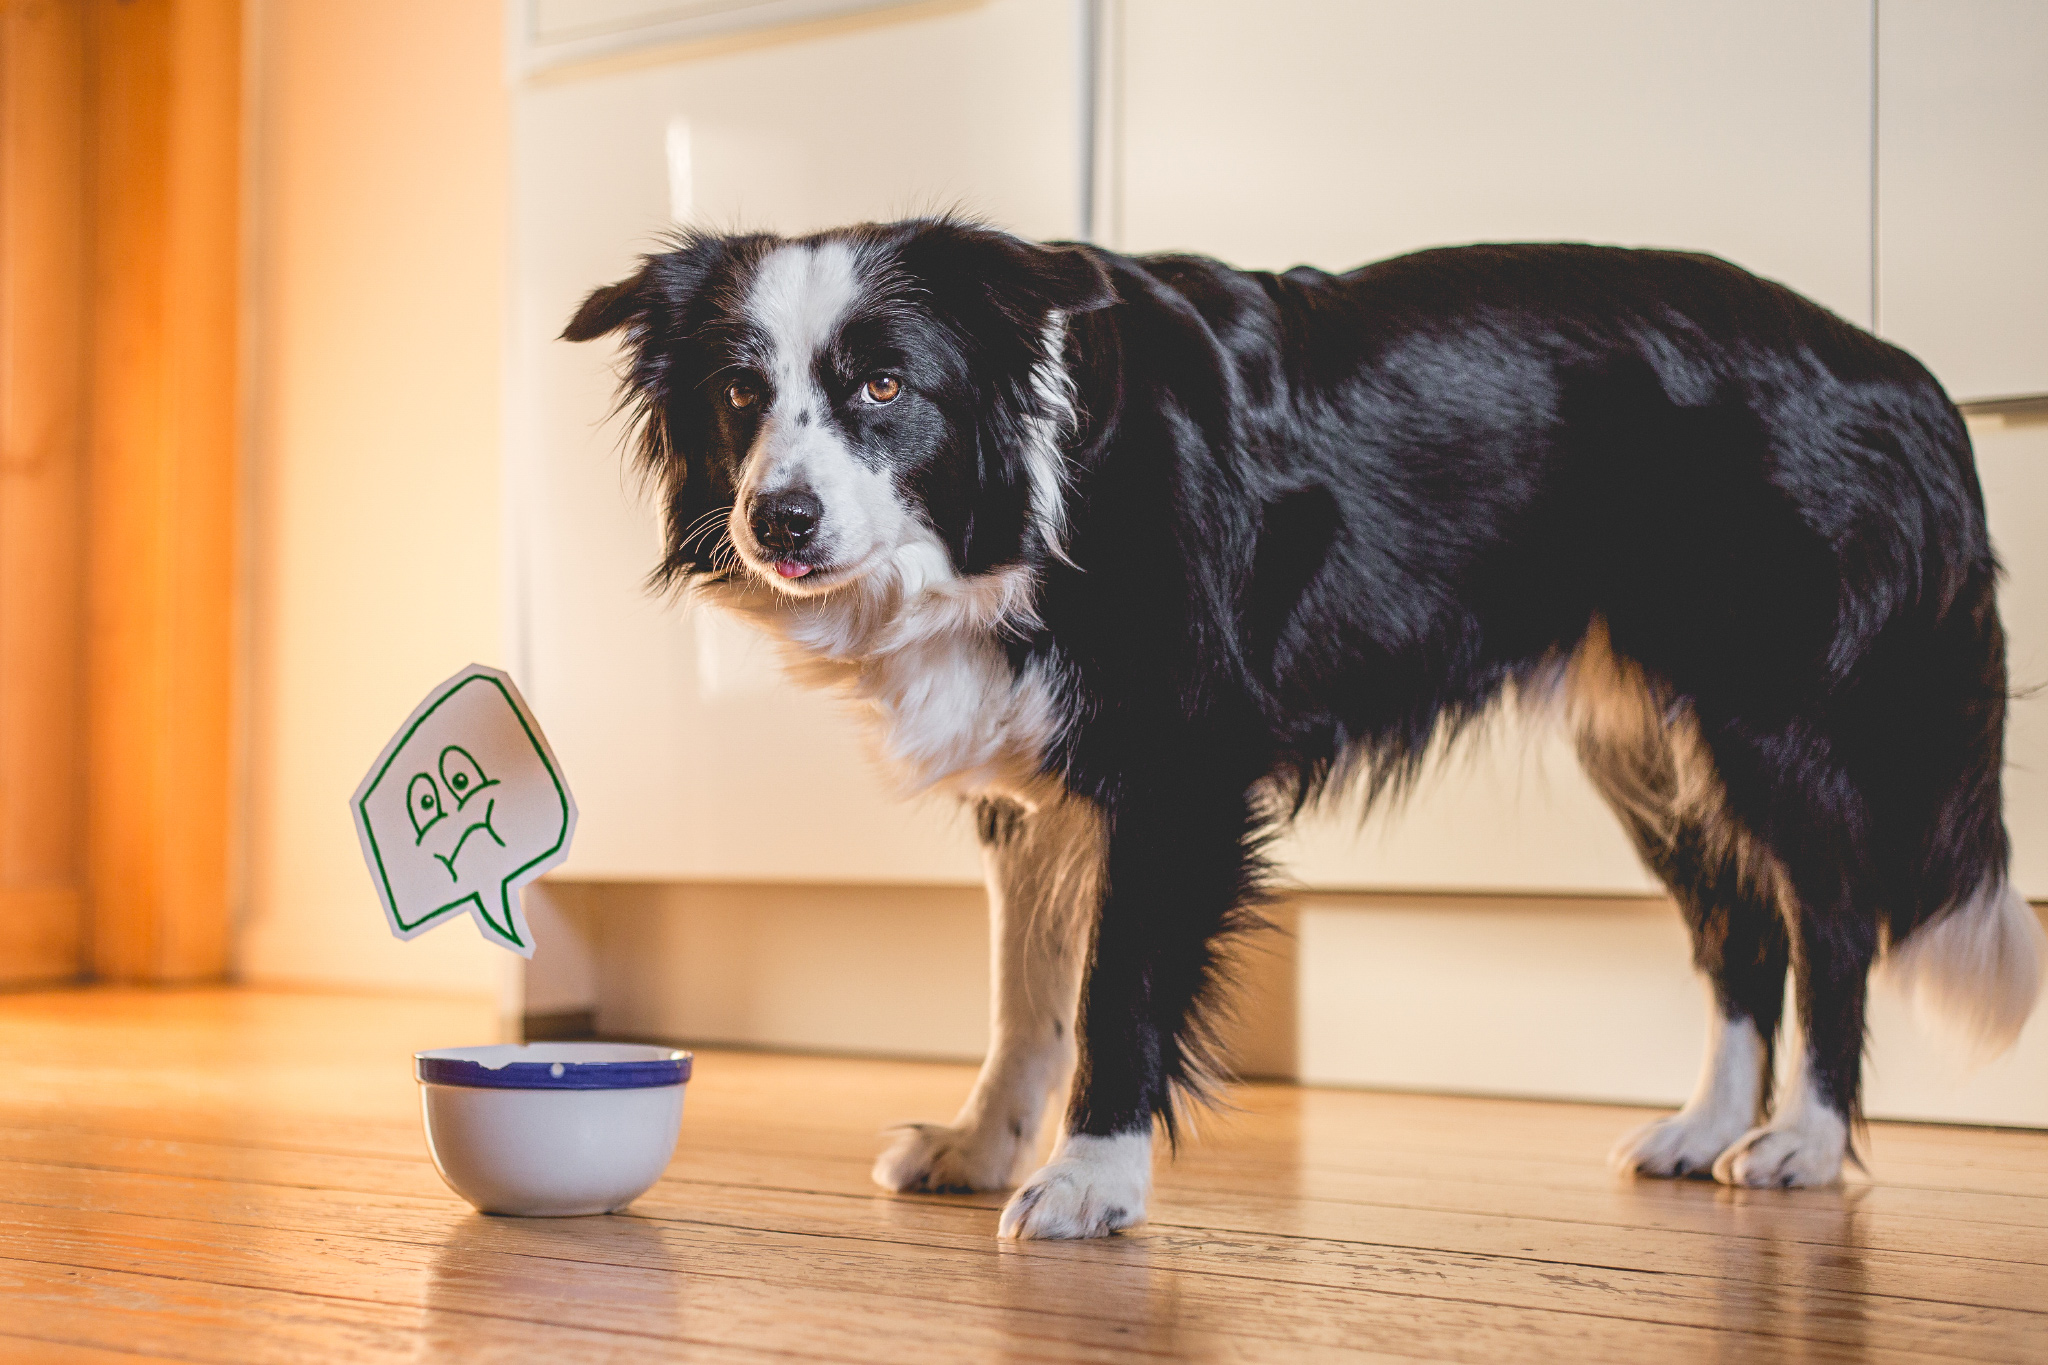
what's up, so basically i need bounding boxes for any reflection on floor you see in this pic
[1,988,2043,1362]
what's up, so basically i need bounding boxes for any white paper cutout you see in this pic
[351,664,577,957]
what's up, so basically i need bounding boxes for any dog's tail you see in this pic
[1883,879,2044,1058]
[1863,541,2044,1057]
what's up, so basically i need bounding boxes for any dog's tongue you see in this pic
[775,561,811,579]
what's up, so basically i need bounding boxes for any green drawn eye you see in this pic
[438,745,497,809]
[407,773,445,842]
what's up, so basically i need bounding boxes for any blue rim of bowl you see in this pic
[414,1046,692,1091]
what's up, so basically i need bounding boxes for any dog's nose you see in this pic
[749,488,822,555]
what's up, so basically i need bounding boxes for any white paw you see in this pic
[997,1132,1151,1240]
[1712,1117,1847,1188]
[872,1121,1031,1193]
[1610,1109,1752,1180]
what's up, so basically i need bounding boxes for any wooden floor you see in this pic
[1,992,2044,1364]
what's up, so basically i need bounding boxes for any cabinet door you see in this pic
[1117,0,1872,893]
[510,0,1080,882]
[1115,0,1875,323]
[1877,0,2048,403]
[1977,417,2048,900]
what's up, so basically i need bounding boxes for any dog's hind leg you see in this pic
[1571,643,1788,1178]
[1704,562,2023,1187]
[1705,732,1881,1188]
[1713,869,1871,1187]
[871,790,1102,1194]
[1607,824,1789,1179]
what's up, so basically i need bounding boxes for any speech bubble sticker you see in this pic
[351,664,576,957]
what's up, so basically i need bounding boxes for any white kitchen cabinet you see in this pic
[1274,727,1659,896]
[1877,0,2048,403]
[1977,416,2048,899]
[1113,0,1876,325]
[509,0,1082,883]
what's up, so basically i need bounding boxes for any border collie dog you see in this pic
[568,218,2042,1239]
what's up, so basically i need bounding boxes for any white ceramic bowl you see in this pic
[415,1043,692,1216]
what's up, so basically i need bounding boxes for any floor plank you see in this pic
[0,1336,192,1365]
[0,1256,800,1365]
[0,988,2042,1362]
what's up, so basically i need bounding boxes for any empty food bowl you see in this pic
[415,1042,692,1216]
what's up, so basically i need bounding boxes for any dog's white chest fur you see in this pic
[708,555,1059,797]
[854,631,1057,794]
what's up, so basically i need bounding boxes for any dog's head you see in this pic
[564,219,1115,604]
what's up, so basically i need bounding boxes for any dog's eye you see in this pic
[863,375,901,405]
[725,380,761,411]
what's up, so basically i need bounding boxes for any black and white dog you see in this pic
[567,217,2043,1239]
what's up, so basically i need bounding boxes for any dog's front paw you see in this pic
[1712,1113,1847,1188]
[872,1121,1030,1193]
[1610,1109,1752,1180]
[997,1132,1151,1240]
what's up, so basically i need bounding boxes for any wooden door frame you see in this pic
[0,0,91,984]
[0,0,241,985]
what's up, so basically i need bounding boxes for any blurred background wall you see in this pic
[238,0,509,993]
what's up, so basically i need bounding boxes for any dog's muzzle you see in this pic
[748,487,823,578]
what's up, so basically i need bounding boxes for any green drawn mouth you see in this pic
[432,798,505,881]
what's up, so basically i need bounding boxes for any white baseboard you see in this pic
[528,881,2048,1128]
[1298,895,2048,1126]
[531,881,993,1059]
[1297,896,1703,1105]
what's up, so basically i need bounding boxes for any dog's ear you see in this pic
[982,230,1118,319]
[897,220,1117,327]
[562,269,651,342]
[562,237,745,588]
[561,236,731,344]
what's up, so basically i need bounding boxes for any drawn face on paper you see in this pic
[354,672,571,953]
